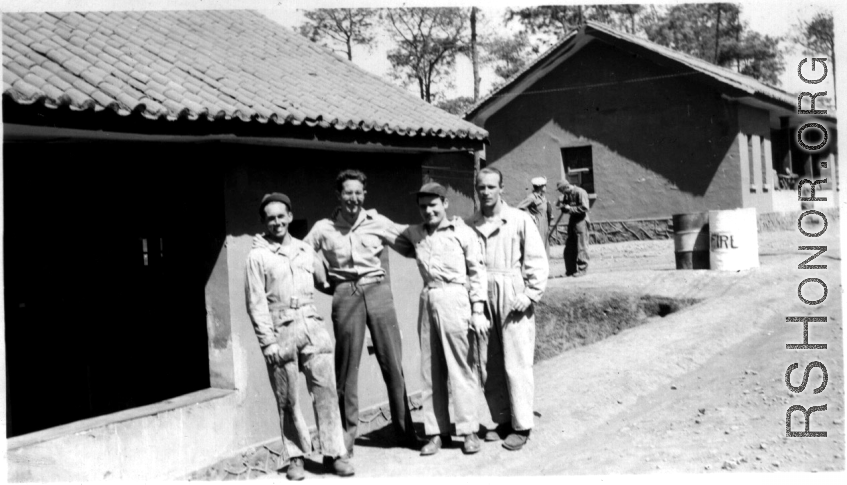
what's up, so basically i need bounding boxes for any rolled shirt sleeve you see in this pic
[520,214,549,303]
[391,224,417,259]
[245,252,276,349]
[379,215,411,254]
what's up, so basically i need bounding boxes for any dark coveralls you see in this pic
[558,186,590,276]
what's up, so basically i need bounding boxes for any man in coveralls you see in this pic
[304,170,417,456]
[393,182,489,456]
[469,167,549,451]
[245,193,354,481]
[556,179,590,277]
[517,176,553,251]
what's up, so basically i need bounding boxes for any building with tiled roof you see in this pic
[3,10,486,142]
[464,21,837,242]
[4,10,485,481]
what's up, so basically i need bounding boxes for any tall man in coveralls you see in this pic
[556,179,590,277]
[245,193,354,481]
[393,182,489,456]
[469,167,549,451]
[304,170,417,456]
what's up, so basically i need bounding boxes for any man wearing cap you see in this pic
[392,182,488,456]
[469,167,548,451]
[245,193,354,481]
[556,179,590,277]
[303,169,417,456]
[517,177,553,250]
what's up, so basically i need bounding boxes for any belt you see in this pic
[487,268,521,275]
[336,274,384,287]
[336,274,385,295]
[424,280,465,290]
[268,298,313,310]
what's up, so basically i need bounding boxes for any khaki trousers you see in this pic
[419,283,480,436]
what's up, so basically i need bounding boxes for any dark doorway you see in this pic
[4,140,219,437]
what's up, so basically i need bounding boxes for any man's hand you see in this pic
[263,343,281,366]
[470,312,490,336]
[510,294,532,314]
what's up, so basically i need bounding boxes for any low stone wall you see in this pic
[549,208,840,246]
[757,208,840,232]
[550,218,672,246]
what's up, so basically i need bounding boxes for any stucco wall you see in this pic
[217,144,439,449]
[737,103,775,214]
[5,138,477,480]
[475,40,745,222]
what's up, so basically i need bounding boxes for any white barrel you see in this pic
[709,208,759,271]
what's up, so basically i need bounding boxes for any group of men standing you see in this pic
[245,167,554,480]
[518,176,591,277]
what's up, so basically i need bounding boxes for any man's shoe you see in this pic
[462,433,481,454]
[573,271,587,278]
[502,429,531,451]
[420,435,444,456]
[329,455,354,477]
[286,457,305,481]
[484,424,510,442]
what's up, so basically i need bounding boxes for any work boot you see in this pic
[286,457,305,481]
[327,455,354,477]
[462,433,481,454]
[484,424,510,442]
[420,435,444,456]
[502,429,531,451]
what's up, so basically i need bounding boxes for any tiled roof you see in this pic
[466,20,795,118]
[2,10,487,141]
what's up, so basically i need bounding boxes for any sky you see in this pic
[257,0,838,104]
[0,0,839,103]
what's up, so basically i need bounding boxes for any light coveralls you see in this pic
[245,235,346,461]
[395,217,488,437]
[517,192,553,251]
[467,205,549,432]
[558,186,590,276]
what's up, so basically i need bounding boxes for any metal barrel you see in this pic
[709,208,759,271]
[672,212,710,270]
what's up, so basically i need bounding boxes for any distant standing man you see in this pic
[394,182,489,456]
[556,179,590,277]
[517,177,553,250]
[304,170,417,456]
[245,193,354,481]
[469,167,549,451]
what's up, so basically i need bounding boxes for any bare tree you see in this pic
[299,9,377,61]
[383,8,468,103]
[793,11,835,108]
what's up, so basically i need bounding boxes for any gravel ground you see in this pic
[192,223,844,480]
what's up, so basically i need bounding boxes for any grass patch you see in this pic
[535,289,698,363]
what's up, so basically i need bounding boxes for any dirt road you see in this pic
[240,225,844,479]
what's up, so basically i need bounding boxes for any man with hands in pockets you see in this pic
[468,168,549,452]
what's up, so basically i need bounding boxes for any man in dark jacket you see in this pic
[556,180,590,277]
